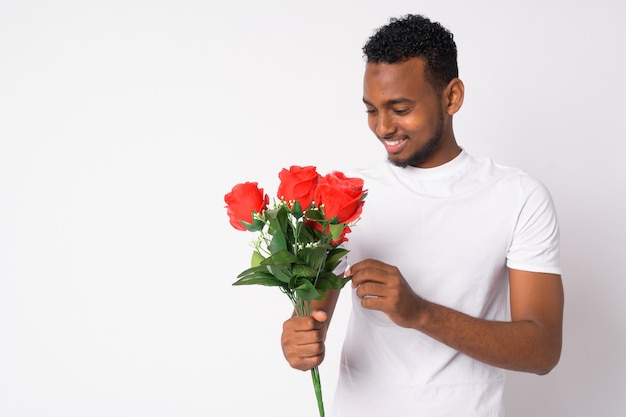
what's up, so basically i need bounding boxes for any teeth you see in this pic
[384,139,402,146]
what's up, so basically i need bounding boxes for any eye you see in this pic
[365,108,378,115]
[393,108,410,115]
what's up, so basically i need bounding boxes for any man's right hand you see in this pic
[281,310,328,371]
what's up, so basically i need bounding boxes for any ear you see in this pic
[444,78,464,115]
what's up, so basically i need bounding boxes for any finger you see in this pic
[290,351,326,372]
[282,319,324,343]
[282,340,325,370]
[350,266,390,287]
[349,258,390,273]
[310,310,327,324]
[287,331,324,347]
[282,316,318,334]
[355,282,386,299]
[359,295,385,311]
[282,335,326,371]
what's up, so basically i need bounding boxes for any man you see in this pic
[281,14,563,416]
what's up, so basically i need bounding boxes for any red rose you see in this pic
[314,171,366,224]
[277,165,320,210]
[224,182,269,231]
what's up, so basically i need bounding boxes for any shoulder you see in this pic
[471,154,554,199]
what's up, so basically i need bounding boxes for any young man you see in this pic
[281,14,563,416]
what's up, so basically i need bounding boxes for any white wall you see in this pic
[1,1,624,416]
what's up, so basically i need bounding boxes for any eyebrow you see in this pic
[362,97,414,107]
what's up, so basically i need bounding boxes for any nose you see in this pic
[374,111,396,139]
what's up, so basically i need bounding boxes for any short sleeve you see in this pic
[506,174,561,275]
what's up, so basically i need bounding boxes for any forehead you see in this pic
[363,58,434,101]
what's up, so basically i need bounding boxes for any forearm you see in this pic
[350,261,564,375]
[415,300,562,375]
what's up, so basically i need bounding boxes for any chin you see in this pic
[387,155,410,168]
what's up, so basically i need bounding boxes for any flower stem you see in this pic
[293,300,325,416]
[311,365,325,417]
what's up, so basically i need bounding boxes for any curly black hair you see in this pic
[363,14,458,91]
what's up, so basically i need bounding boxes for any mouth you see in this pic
[381,137,408,154]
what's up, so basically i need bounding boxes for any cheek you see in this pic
[400,113,431,135]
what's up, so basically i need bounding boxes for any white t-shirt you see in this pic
[332,150,561,417]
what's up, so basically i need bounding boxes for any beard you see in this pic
[389,109,445,168]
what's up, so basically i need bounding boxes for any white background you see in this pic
[1,1,624,416]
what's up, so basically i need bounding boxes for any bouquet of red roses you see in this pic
[224,165,367,417]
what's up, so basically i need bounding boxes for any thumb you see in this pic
[310,310,328,323]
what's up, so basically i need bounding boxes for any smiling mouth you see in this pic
[382,137,407,153]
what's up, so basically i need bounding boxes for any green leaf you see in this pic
[236,263,292,285]
[261,250,298,266]
[314,273,339,291]
[268,230,287,253]
[315,271,351,290]
[324,247,349,271]
[237,264,272,279]
[294,279,320,301]
[266,205,290,235]
[251,250,265,267]
[329,223,346,241]
[304,208,325,221]
[291,200,304,218]
[296,222,316,245]
[267,264,293,283]
[239,216,265,232]
[232,271,286,287]
[292,264,319,278]
[311,226,326,242]
[315,289,329,302]
[326,215,340,224]
[299,246,328,272]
